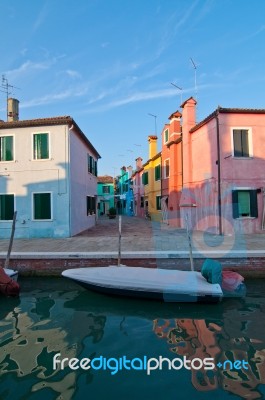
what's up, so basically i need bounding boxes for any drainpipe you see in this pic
[215,109,222,235]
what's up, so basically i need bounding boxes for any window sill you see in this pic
[236,217,256,219]
[232,156,253,160]
[32,219,53,222]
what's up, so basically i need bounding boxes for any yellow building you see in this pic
[142,136,162,221]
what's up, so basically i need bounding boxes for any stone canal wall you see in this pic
[1,256,265,278]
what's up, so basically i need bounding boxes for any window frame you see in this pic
[142,171,149,185]
[87,196,96,216]
[154,164,161,181]
[231,127,253,158]
[102,185,110,194]
[32,191,53,221]
[0,135,15,162]
[164,128,169,144]
[164,158,170,178]
[232,188,258,219]
[156,195,161,211]
[0,193,15,221]
[32,132,50,161]
[87,154,98,176]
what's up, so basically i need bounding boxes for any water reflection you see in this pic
[153,295,265,399]
[0,278,264,400]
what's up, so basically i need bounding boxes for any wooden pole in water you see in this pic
[185,214,194,272]
[118,215,122,266]
[4,211,17,269]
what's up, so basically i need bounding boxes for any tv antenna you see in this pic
[171,82,183,105]
[190,58,198,100]
[148,113,157,135]
[0,75,21,120]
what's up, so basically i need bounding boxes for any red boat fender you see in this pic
[222,270,244,292]
[0,267,20,297]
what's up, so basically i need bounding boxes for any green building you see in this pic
[97,176,115,216]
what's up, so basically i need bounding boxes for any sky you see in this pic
[0,0,265,176]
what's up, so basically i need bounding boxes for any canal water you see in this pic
[0,277,265,400]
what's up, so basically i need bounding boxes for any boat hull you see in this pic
[62,266,223,303]
[5,269,19,282]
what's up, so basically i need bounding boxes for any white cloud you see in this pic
[65,69,82,79]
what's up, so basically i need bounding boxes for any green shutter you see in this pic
[250,190,258,218]
[0,136,13,161]
[232,190,239,218]
[0,194,14,220]
[238,191,250,216]
[155,165,161,181]
[34,193,51,219]
[34,134,49,159]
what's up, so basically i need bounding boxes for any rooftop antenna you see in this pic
[0,75,20,120]
[148,113,157,135]
[190,58,197,100]
[171,82,183,105]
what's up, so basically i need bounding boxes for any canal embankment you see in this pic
[0,216,264,277]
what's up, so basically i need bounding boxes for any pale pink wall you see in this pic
[181,101,265,234]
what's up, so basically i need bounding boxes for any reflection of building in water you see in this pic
[153,300,265,399]
[0,291,106,400]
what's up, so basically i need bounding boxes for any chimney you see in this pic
[148,135,158,159]
[135,157,143,170]
[8,98,19,122]
[168,110,182,135]
[181,97,196,129]
[127,165,133,178]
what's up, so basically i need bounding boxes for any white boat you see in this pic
[62,266,223,303]
[5,268,19,282]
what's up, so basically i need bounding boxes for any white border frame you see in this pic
[0,134,15,163]
[32,131,51,161]
[230,127,253,158]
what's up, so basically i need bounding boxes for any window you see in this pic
[232,129,251,157]
[88,155,98,176]
[33,193,52,220]
[102,185,110,194]
[164,159,170,178]
[140,196,144,208]
[33,133,49,160]
[0,194,14,220]
[156,195,161,210]
[0,136,14,161]
[232,190,258,218]
[155,164,161,181]
[87,196,96,215]
[164,129,169,143]
[142,171,149,185]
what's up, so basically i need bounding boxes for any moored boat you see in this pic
[62,266,224,303]
[0,267,20,296]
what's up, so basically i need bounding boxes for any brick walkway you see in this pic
[0,215,264,257]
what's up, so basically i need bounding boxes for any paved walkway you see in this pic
[0,215,265,259]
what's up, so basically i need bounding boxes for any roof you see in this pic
[97,176,114,184]
[168,110,182,120]
[190,107,265,133]
[0,116,101,158]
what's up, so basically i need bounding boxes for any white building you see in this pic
[0,99,100,238]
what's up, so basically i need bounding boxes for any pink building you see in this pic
[131,157,145,217]
[180,97,265,234]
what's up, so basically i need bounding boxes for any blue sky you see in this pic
[1,0,265,176]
